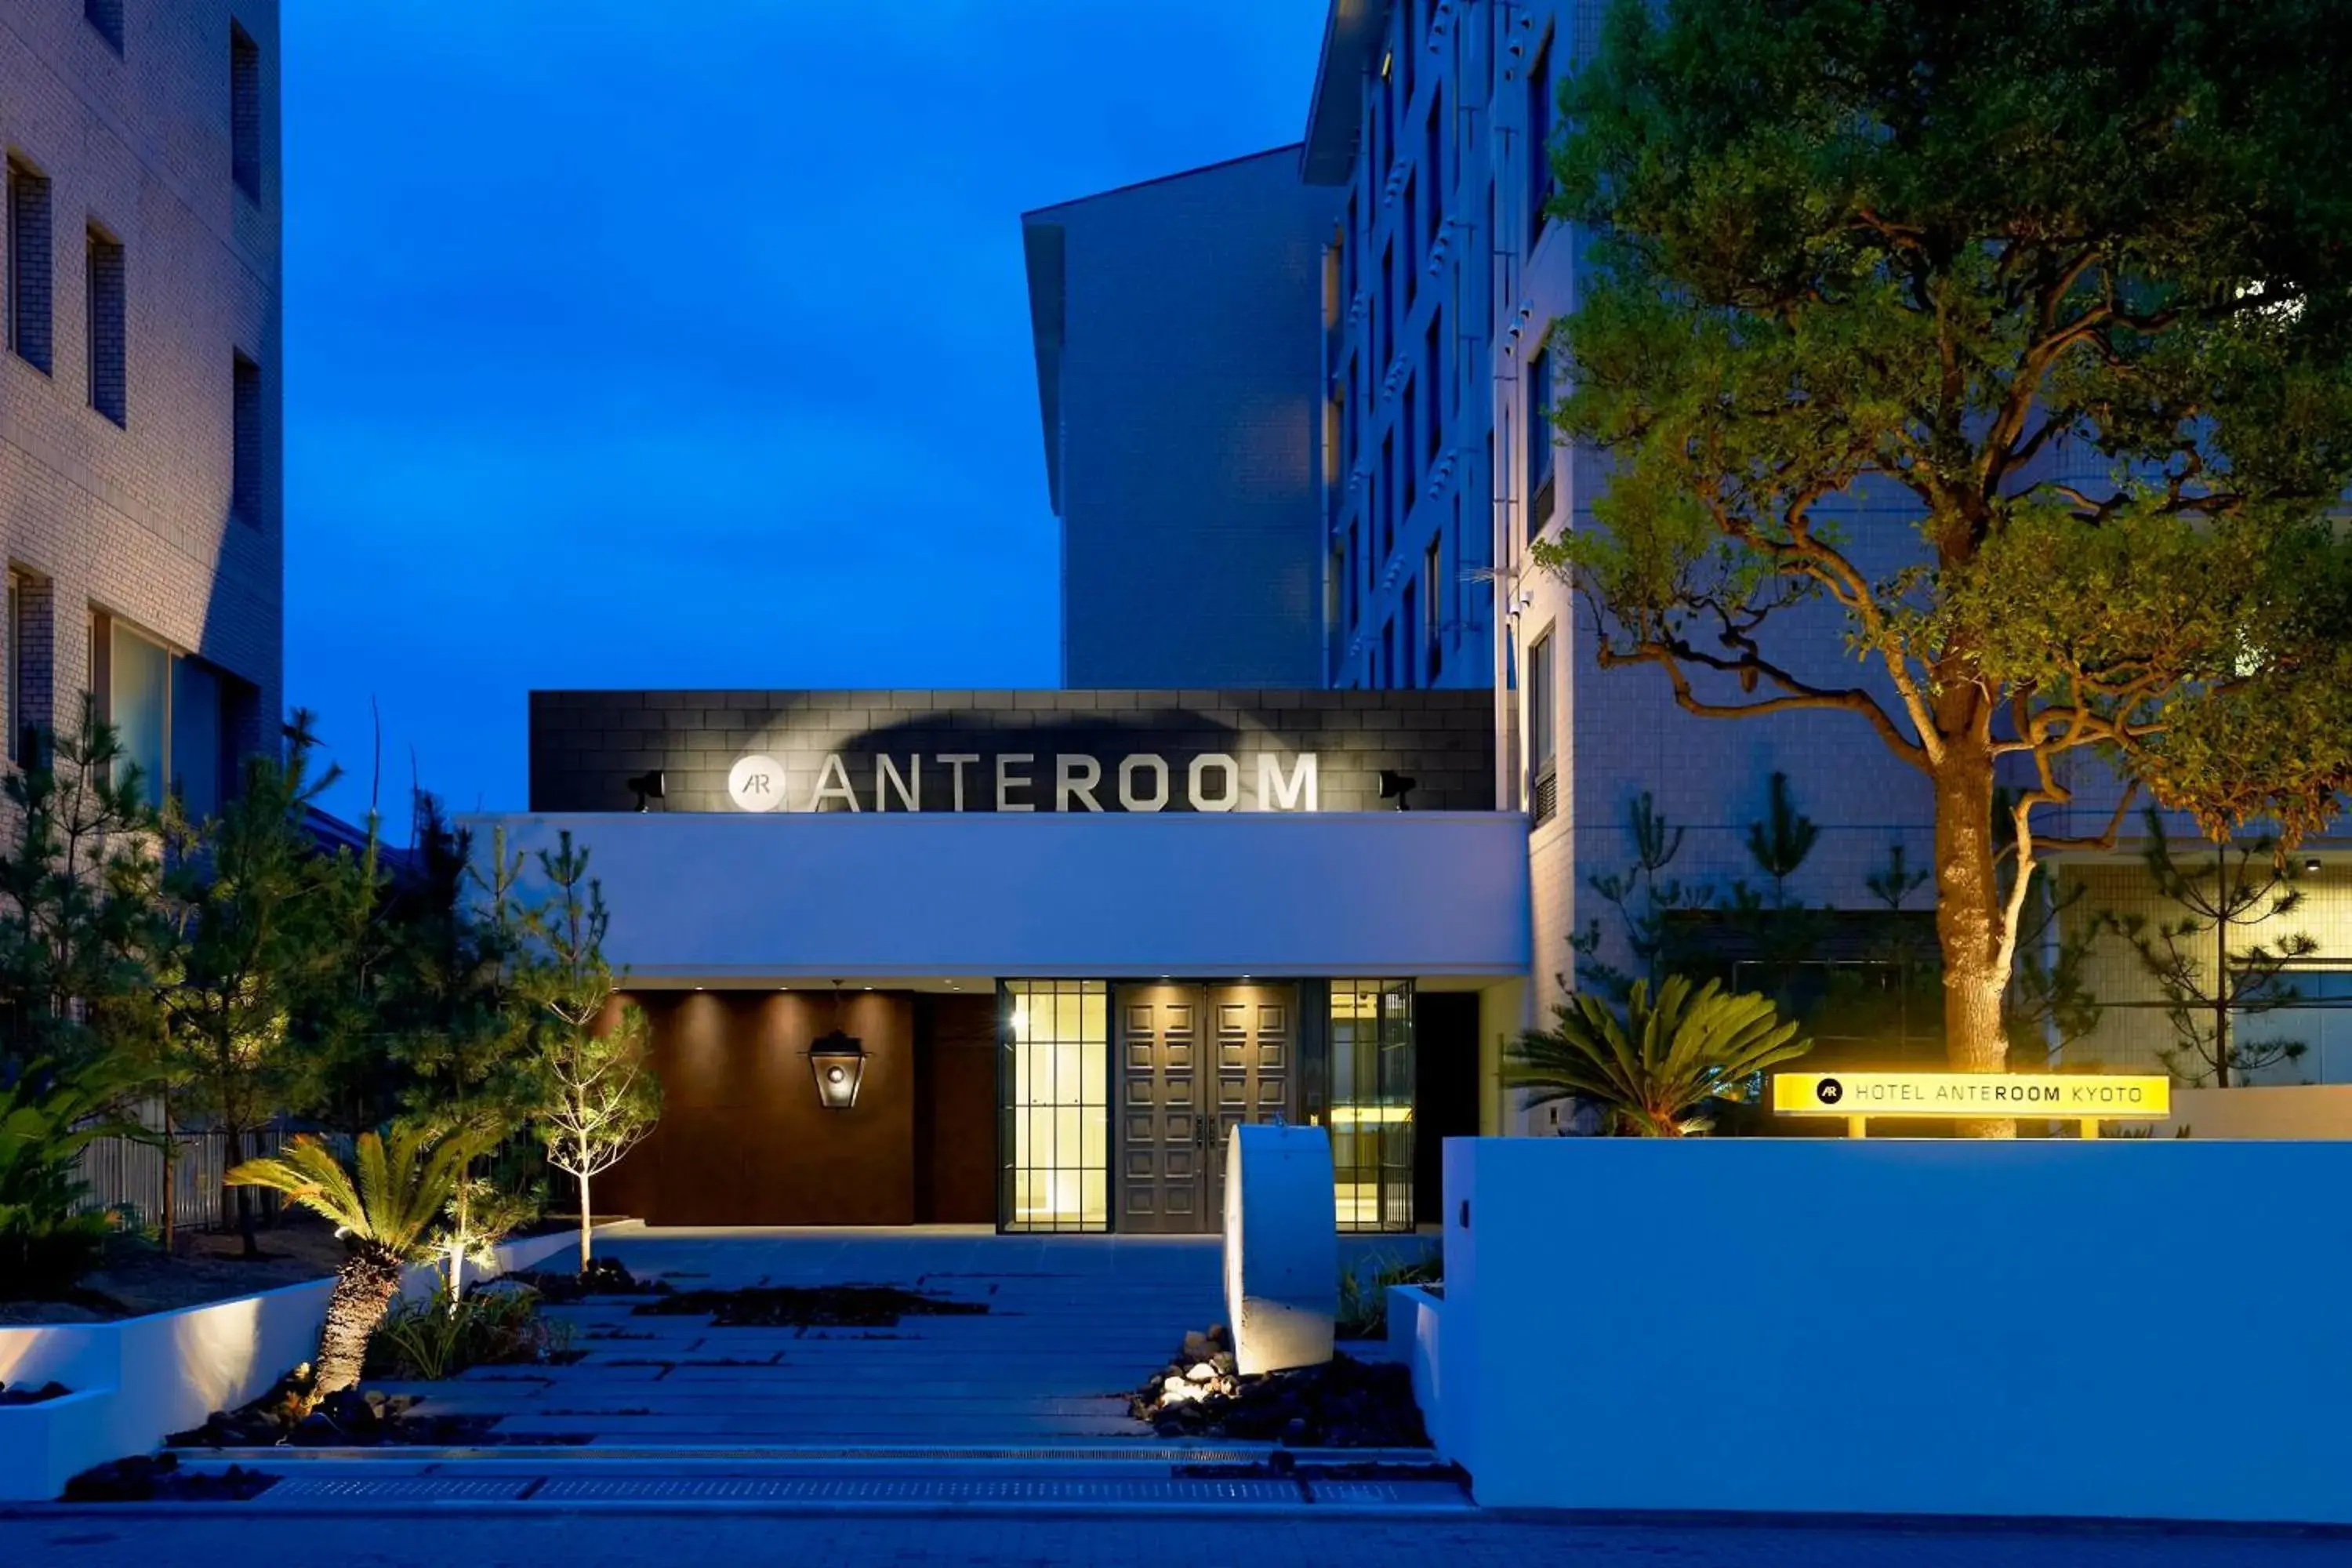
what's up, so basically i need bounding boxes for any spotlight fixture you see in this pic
[2306,856,2324,873]
[626,769,666,812]
[1377,770,1419,811]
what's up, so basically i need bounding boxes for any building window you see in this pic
[1330,981,1415,1232]
[1379,244,1393,369]
[1527,34,1555,248]
[1425,312,1445,458]
[84,0,124,53]
[86,226,125,426]
[1381,618,1396,690]
[1424,538,1443,681]
[999,980,1108,1233]
[1527,345,1555,542]
[5,158,53,374]
[232,351,263,522]
[1323,383,1344,490]
[230,21,262,200]
[1347,521,1360,629]
[1403,173,1417,303]
[1400,582,1418,690]
[1427,85,1445,230]
[98,615,230,818]
[1381,432,1396,561]
[1528,628,1557,825]
[7,570,53,768]
[1402,380,1418,506]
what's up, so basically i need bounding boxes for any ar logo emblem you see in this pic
[1815,1077,1845,1106]
[728,754,786,813]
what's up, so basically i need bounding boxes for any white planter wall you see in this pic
[1423,1137,2352,1524]
[0,1229,579,1500]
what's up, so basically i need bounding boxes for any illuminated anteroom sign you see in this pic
[725,751,1321,814]
[1773,1071,2170,1135]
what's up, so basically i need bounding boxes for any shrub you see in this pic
[1336,1249,1442,1340]
[366,1283,572,1381]
[0,1065,143,1300]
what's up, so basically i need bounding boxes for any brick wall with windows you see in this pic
[1,1,282,773]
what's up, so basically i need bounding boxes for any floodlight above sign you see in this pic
[1771,1072,2170,1139]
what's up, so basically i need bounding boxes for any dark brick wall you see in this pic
[530,688,1497,814]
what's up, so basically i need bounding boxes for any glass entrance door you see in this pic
[1117,982,1295,1233]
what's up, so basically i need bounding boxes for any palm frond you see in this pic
[1504,975,1813,1136]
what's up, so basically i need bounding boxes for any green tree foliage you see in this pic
[227,1123,481,1396]
[0,1062,147,1298]
[2111,808,2315,1086]
[1507,975,1812,1136]
[521,831,659,1272]
[1569,792,1711,997]
[1537,0,2352,1120]
[0,701,163,1080]
[158,717,377,1252]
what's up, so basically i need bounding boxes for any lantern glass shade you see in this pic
[808,1029,867,1110]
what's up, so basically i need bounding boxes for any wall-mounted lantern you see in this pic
[807,981,867,1109]
[808,1029,868,1110]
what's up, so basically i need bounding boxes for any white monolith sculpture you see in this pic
[1221,1121,1338,1374]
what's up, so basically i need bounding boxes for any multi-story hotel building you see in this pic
[2,0,281,809]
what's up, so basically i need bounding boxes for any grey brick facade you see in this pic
[531,689,1496,815]
[2,1,284,768]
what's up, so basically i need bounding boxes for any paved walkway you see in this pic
[382,1225,1241,1446]
[9,1508,2344,1566]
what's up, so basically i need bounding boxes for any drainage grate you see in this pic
[528,1475,1303,1504]
[265,1476,535,1501]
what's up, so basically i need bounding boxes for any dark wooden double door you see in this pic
[1118,982,1295,1234]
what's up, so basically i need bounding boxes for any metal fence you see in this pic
[73,1123,298,1232]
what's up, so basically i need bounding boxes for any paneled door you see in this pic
[1118,983,1294,1233]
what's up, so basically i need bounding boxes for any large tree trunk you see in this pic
[314,1247,405,1396]
[1931,743,2016,1138]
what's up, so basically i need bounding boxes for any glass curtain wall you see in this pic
[1330,978,1415,1231]
[999,980,1109,1232]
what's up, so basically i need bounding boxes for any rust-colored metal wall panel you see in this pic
[913,994,999,1224]
[612,990,917,1225]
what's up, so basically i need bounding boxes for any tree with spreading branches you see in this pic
[1537,0,2352,1128]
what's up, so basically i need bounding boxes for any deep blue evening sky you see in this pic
[283,2,1327,825]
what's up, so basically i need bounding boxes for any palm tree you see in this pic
[227,1122,477,1395]
[1508,976,1813,1136]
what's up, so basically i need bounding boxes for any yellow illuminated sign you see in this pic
[1772,1072,2171,1122]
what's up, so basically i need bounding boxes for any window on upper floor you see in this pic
[1324,380,1345,490]
[1381,618,1396,690]
[1381,432,1396,561]
[5,158,53,374]
[1347,521,1361,630]
[86,225,125,426]
[1425,538,1443,682]
[1379,244,1394,369]
[1427,84,1445,229]
[7,569,52,769]
[1528,628,1557,824]
[85,0,124,53]
[232,351,264,523]
[1425,312,1445,457]
[1400,581,1418,690]
[1527,344,1555,542]
[1403,173,1418,306]
[1403,379,1419,505]
[230,21,262,200]
[1527,34,1555,249]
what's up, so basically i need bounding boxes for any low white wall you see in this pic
[1387,1283,1447,1455]
[1430,1138,2352,1524]
[0,1229,579,1500]
[2165,1084,2352,1139]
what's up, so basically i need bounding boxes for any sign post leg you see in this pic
[2081,1118,2100,1142]
[1847,1115,1867,1140]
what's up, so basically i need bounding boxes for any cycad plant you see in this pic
[0,1064,146,1298]
[227,1123,477,1395]
[1507,976,1812,1137]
